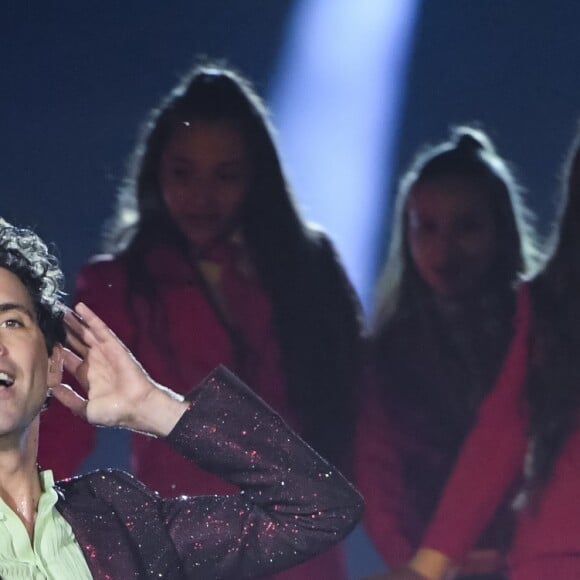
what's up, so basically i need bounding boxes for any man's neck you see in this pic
[0,424,43,541]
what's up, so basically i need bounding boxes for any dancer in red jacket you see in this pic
[383,126,580,580]
[356,127,540,578]
[39,62,363,580]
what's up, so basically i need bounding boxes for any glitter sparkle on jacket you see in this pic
[52,366,363,579]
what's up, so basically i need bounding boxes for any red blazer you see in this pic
[421,284,580,578]
[41,243,294,491]
[355,372,416,566]
[356,290,517,569]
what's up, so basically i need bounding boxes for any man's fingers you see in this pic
[64,308,96,349]
[65,329,89,359]
[51,383,88,419]
[75,302,118,344]
[61,348,89,390]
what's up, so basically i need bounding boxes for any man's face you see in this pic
[0,267,60,439]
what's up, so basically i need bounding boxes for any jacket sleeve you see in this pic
[161,365,364,579]
[420,284,532,562]
[355,372,415,567]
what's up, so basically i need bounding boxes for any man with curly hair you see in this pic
[0,218,362,578]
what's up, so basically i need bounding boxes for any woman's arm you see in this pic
[355,374,416,566]
[406,284,533,579]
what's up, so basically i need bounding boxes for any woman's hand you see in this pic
[51,302,189,436]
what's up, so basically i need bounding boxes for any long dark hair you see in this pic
[104,62,363,466]
[374,126,539,331]
[526,125,580,490]
[372,126,541,445]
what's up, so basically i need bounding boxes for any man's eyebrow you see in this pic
[0,303,36,320]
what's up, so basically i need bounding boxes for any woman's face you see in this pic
[406,176,497,299]
[159,120,253,251]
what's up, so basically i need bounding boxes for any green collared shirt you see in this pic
[0,470,92,579]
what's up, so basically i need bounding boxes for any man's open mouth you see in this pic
[0,372,15,387]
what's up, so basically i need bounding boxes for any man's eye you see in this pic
[0,319,24,328]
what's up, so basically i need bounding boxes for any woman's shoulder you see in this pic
[76,253,131,292]
[74,254,130,313]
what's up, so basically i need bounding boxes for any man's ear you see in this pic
[47,344,65,387]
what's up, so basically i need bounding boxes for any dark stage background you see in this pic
[2,2,580,577]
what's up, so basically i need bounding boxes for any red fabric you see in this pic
[508,429,580,573]
[355,291,519,570]
[354,373,417,567]
[38,242,346,580]
[38,380,96,479]
[421,285,533,566]
[417,282,580,576]
[509,558,580,580]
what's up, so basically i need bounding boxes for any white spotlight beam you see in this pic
[270,0,420,313]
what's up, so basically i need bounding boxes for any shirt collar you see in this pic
[38,470,58,514]
[0,469,57,520]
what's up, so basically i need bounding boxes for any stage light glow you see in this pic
[269,0,420,313]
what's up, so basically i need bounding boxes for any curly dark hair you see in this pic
[0,218,65,352]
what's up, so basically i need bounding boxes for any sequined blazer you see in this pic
[52,366,363,579]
